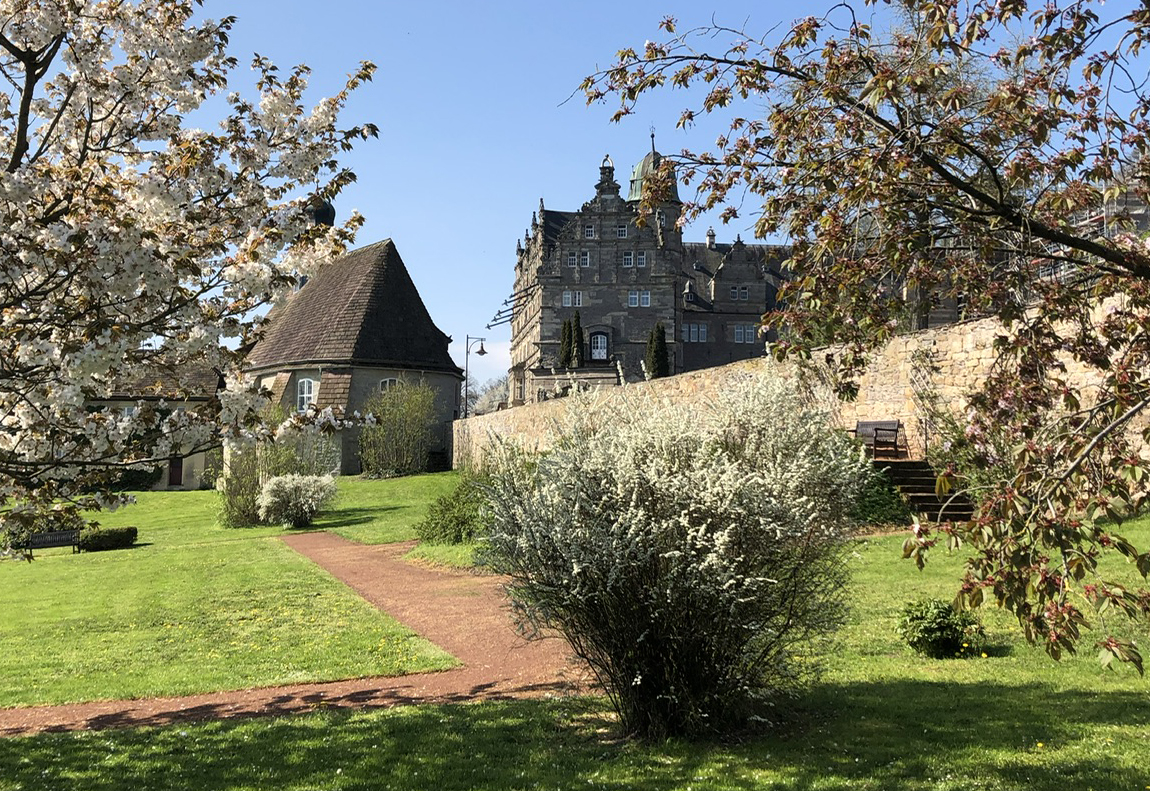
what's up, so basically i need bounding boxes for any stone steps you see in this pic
[876,459,976,523]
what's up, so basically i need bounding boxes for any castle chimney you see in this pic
[706,226,716,249]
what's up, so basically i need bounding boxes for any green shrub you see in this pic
[896,598,986,658]
[415,471,491,544]
[481,369,871,740]
[256,474,337,529]
[359,382,437,478]
[851,468,911,526]
[79,526,138,552]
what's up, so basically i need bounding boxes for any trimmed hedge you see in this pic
[79,526,138,552]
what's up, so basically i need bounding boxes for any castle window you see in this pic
[296,378,316,412]
[730,286,739,300]
[628,290,639,308]
[584,224,595,239]
[622,251,633,267]
[567,252,576,267]
[656,210,666,228]
[744,324,758,343]
[685,291,695,303]
[739,286,749,300]
[563,291,572,307]
[574,290,583,307]
[579,251,590,267]
[640,290,651,307]
[616,225,628,239]
[735,324,744,344]
[681,323,707,343]
[379,378,398,391]
[590,332,608,361]
[637,251,647,267]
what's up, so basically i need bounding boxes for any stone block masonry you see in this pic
[455,307,1135,468]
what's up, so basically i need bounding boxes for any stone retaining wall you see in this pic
[453,310,1123,467]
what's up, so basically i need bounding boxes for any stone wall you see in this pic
[454,310,1122,467]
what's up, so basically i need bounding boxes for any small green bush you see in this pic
[896,598,986,658]
[851,468,911,526]
[415,471,491,544]
[79,526,138,552]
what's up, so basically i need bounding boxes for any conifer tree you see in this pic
[559,319,573,368]
[572,312,585,368]
[645,323,670,379]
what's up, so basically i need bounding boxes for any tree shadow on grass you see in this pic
[4,679,1148,791]
[310,505,403,529]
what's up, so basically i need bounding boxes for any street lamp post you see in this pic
[463,335,487,418]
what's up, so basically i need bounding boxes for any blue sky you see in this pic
[212,1,798,384]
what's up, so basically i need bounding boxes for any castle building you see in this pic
[507,142,787,404]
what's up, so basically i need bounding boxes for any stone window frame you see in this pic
[628,290,639,308]
[574,290,583,307]
[637,251,647,267]
[681,323,708,343]
[297,377,316,412]
[562,290,573,307]
[584,224,595,239]
[579,251,590,267]
[379,377,398,391]
[590,331,609,360]
[730,286,739,300]
[735,324,745,344]
[616,224,628,239]
[622,251,634,267]
[739,286,749,300]
[640,290,651,307]
[567,252,577,268]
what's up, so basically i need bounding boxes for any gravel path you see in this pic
[0,532,587,737]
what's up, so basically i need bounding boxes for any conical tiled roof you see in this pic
[245,239,461,375]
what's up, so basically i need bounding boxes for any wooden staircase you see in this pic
[878,459,976,523]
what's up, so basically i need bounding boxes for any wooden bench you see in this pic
[14,529,81,556]
[851,420,903,457]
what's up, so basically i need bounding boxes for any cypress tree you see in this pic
[572,311,585,368]
[559,318,573,368]
[646,322,670,379]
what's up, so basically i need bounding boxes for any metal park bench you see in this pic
[14,529,81,557]
[851,420,903,457]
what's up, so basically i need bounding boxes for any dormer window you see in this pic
[685,290,695,303]
[297,378,316,412]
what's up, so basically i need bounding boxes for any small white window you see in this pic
[580,251,590,267]
[623,251,633,267]
[380,378,398,391]
[740,286,749,300]
[689,324,698,342]
[637,251,647,267]
[640,290,651,307]
[616,225,628,239]
[584,224,595,239]
[562,291,572,307]
[735,325,745,344]
[567,252,576,267]
[574,291,583,307]
[699,324,707,342]
[628,290,639,308]
[746,324,758,343]
[122,405,137,418]
[297,378,316,412]
[730,286,739,300]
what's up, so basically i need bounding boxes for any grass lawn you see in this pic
[0,482,457,708]
[3,488,1149,790]
[404,541,479,570]
[316,471,459,544]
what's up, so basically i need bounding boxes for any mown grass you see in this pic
[3,488,1148,790]
[0,481,458,708]
[404,541,479,569]
[317,472,459,544]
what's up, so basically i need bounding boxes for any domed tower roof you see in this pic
[627,133,681,203]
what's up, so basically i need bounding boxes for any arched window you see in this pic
[297,378,316,412]
[590,331,608,362]
[380,378,398,391]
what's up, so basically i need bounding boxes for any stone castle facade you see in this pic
[507,143,788,405]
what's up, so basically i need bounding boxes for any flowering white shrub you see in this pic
[481,366,871,739]
[256,474,336,529]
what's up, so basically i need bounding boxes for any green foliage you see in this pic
[482,370,870,739]
[256,474,337,529]
[571,311,585,367]
[78,526,138,552]
[896,598,986,659]
[644,322,670,379]
[851,468,911,526]
[414,470,491,545]
[559,318,573,368]
[359,382,438,478]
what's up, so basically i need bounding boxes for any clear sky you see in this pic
[212,1,813,384]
